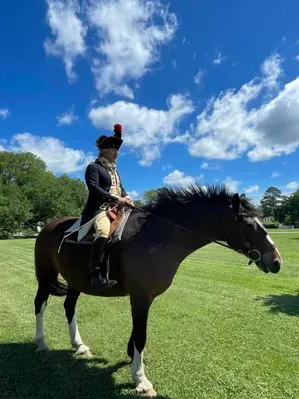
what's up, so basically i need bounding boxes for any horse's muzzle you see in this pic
[256,257,282,274]
[269,259,281,274]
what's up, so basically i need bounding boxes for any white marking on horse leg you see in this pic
[35,302,49,352]
[68,315,92,358]
[131,345,156,397]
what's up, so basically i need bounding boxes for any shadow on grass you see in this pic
[0,343,171,399]
[256,292,299,316]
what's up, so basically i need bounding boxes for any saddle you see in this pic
[82,205,124,243]
[61,204,131,247]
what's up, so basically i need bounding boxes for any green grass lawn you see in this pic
[0,231,298,399]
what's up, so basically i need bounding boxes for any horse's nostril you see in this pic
[271,259,281,273]
[273,260,280,267]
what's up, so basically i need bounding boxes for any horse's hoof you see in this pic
[136,384,156,397]
[36,342,49,352]
[75,345,93,358]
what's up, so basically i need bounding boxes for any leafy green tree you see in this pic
[275,195,291,223]
[0,180,32,237]
[133,199,144,208]
[288,190,299,224]
[141,189,158,204]
[0,151,89,236]
[0,151,47,186]
[53,174,88,218]
[140,188,165,205]
[260,187,282,219]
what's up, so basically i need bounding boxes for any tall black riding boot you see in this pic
[89,237,117,288]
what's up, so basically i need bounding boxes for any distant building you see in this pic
[262,216,273,222]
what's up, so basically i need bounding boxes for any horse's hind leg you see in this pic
[34,285,50,352]
[129,296,156,397]
[63,287,92,358]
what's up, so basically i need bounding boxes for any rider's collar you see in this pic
[98,156,116,169]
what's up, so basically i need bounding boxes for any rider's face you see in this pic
[102,148,119,163]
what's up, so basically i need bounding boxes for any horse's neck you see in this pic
[149,203,225,262]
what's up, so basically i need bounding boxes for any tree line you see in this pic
[259,186,299,228]
[0,152,298,238]
[0,152,87,238]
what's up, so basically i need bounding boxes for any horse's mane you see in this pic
[140,183,261,217]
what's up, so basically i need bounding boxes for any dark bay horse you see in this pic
[34,185,282,397]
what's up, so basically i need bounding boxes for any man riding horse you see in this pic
[81,123,133,289]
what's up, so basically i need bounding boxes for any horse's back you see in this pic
[41,216,78,234]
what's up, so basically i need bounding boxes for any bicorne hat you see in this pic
[95,124,123,150]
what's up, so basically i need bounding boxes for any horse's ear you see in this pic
[240,193,246,199]
[232,193,240,213]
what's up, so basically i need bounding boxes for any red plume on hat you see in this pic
[114,123,122,139]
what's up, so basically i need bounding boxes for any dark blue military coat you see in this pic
[80,158,127,225]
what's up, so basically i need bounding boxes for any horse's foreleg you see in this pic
[64,287,92,358]
[130,296,156,397]
[34,288,50,352]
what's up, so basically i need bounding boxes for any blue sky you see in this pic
[1,0,299,202]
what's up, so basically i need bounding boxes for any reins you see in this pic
[58,201,274,264]
[132,204,230,248]
[130,204,269,263]
[136,199,276,264]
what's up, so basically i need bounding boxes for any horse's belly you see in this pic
[58,244,127,297]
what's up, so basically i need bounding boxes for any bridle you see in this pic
[229,213,275,264]
[131,205,276,264]
[59,201,275,265]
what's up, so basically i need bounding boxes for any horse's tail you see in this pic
[50,277,68,296]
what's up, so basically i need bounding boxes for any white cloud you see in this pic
[57,108,78,126]
[88,93,194,166]
[243,184,259,194]
[0,108,10,119]
[261,53,283,89]
[182,37,191,45]
[247,77,299,161]
[127,190,139,199]
[44,0,87,83]
[163,169,203,187]
[189,79,262,160]
[87,0,178,98]
[188,52,299,163]
[0,144,5,151]
[200,161,221,170]
[285,181,298,190]
[194,69,205,85]
[223,176,241,192]
[172,60,177,69]
[213,52,227,65]
[271,171,281,178]
[4,133,94,174]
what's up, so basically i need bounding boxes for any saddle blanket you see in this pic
[65,208,132,245]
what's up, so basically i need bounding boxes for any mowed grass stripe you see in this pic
[0,232,298,399]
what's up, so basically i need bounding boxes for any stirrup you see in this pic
[90,273,117,288]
